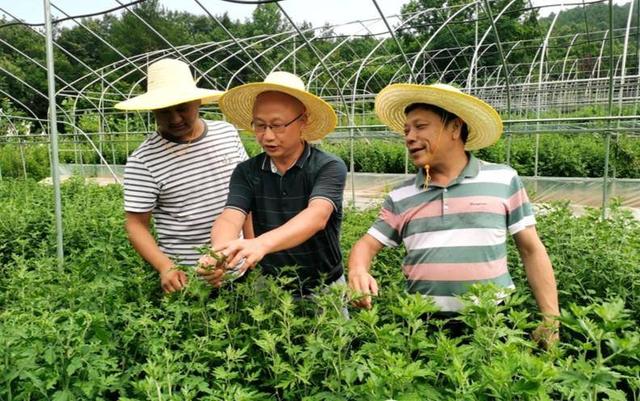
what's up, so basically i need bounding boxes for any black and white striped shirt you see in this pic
[124,120,248,266]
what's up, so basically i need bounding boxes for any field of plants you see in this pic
[2,133,640,181]
[1,178,639,400]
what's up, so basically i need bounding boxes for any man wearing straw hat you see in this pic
[348,83,560,347]
[198,71,347,295]
[115,58,249,294]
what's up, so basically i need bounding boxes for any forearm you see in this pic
[522,250,560,319]
[242,212,255,239]
[126,222,173,274]
[348,234,385,275]
[348,238,378,274]
[211,209,245,248]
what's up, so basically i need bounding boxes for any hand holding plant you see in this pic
[532,317,560,350]
[216,238,268,272]
[348,270,379,309]
[159,267,188,293]
[195,246,247,287]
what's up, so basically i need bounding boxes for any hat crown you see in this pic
[263,71,306,92]
[429,83,462,94]
[147,59,196,92]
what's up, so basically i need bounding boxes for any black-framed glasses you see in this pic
[251,112,304,134]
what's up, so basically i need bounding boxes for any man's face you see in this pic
[403,108,461,167]
[152,100,201,139]
[252,91,307,160]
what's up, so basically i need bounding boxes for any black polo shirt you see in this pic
[225,143,347,294]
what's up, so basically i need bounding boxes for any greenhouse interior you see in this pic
[1,0,640,399]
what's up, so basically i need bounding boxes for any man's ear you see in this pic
[449,117,463,139]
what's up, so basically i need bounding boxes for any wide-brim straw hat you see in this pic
[375,83,503,150]
[114,58,223,111]
[219,71,337,141]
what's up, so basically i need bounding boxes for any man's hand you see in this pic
[348,270,379,309]
[195,252,229,288]
[160,268,188,293]
[196,266,226,287]
[218,238,269,271]
[532,318,560,350]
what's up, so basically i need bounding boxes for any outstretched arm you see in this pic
[347,234,385,309]
[514,225,560,348]
[220,198,334,269]
[125,211,187,293]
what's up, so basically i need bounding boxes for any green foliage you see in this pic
[0,180,639,399]
[2,131,640,179]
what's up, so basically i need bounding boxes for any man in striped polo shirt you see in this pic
[348,83,559,347]
[115,58,248,294]
[197,72,347,296]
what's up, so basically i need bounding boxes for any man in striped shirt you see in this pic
[348,83,559,347]
[115,59,248,293]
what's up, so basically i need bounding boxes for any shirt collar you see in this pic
[414,152,480,189]
[261,141,311,173]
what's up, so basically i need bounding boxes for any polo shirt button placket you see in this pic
[443,188,448,214]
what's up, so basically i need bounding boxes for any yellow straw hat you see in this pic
[114,58,223,111]
[375,83,503,150]
[219,71,337,141]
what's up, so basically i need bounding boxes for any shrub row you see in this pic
[1,133,639,180]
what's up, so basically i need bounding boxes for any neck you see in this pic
[183,119,204,142]
[272,141,305,174]
[426,149,469,186]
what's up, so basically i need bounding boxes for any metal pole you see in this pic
[482,0,513,165]
[44,0,64,268]
[602,0,615,218]
[371,0,417,83]
[349,127,355,205]
[19,140,27,179]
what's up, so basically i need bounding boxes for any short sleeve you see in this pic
[506,173,536,235]
[367,195,402,248]
[124,156,159,213]
[236,133,249,163]
[224,162,253,215]
[309,158,347,211]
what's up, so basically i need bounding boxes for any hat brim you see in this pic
[219,83,337,141]
[114,88,224,111]
[375,84,503,150]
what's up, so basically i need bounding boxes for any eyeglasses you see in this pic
[251,112,304,134]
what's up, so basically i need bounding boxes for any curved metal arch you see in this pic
[412,46,469,84]
[371,0,416,82]
[339,54,402,98]
[409,2,477,73]
[0,89,47,133]
[463,0,519,94]
[341,5,439,120]
[1,8,134,105]
[193,0,267,77]
[111,0,217,88]
[222,29,313,89]
[438,45,476,83]
[305,20,399,91]
[0,37,115,132]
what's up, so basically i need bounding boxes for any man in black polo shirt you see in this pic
[196,71,347,295]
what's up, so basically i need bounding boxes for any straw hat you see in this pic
[114,58,223,111]
[375,83,503,150]
[219,71,337,141]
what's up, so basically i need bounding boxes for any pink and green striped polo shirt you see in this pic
[368,154,535,312]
